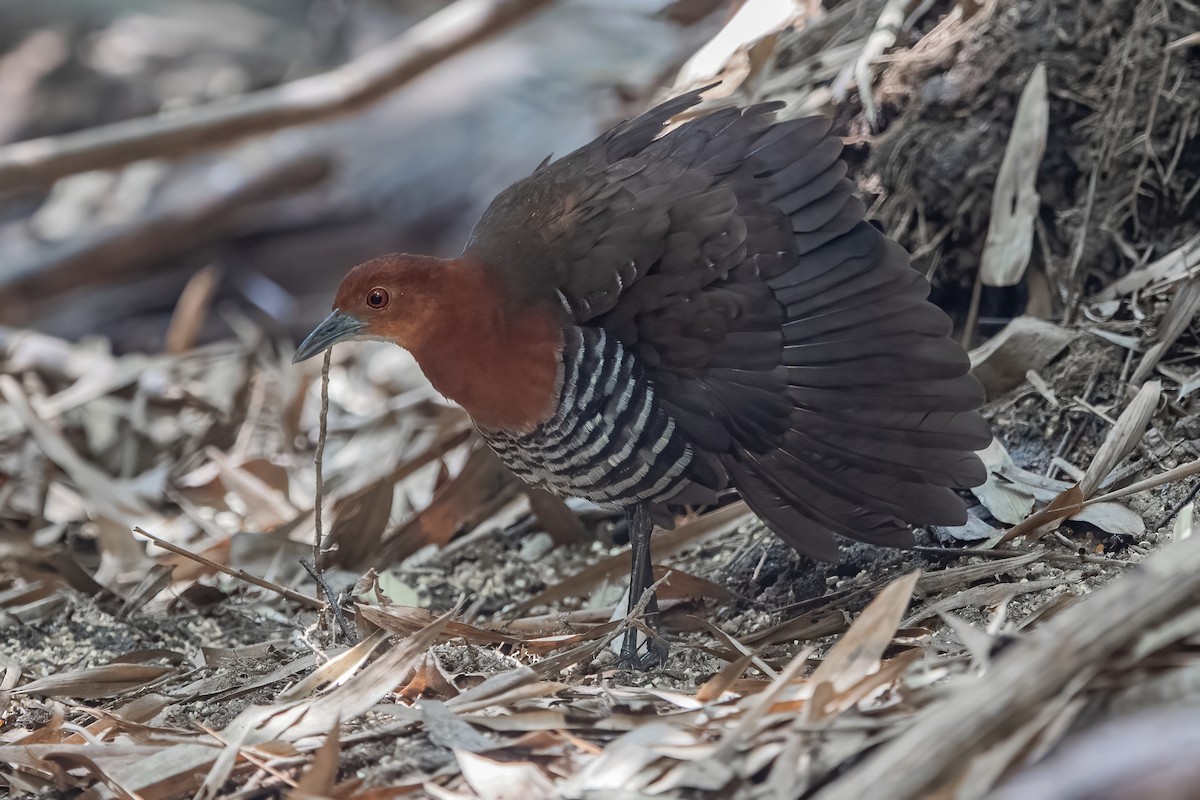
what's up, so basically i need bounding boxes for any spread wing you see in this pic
[465,90,989,559]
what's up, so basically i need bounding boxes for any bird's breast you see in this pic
[480,326,693,508]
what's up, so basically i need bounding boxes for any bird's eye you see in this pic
[366,287,389,309]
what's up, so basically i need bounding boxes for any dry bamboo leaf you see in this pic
[972,439,1036,524]
[195,723,249,800]
[1025,369,1058,406]
[816,522,1200,800]
[81,694,178,739]
[422,782,473,800]
[980,63,1048,287]
[444,667,540,713]
[276,631,388,703]
[357,604,522,646]
[206,448,295,530]
[999,381,1161,544]
[1078,380,1160,497]
[1085,458,1200,509]
[696,655,754,703]
[17,664,174,699]
[671,0,798,95]
[0,375,154,529]
[328,477,396,569]
[655,565,732,602]
[1067,502,1145,537]
[1,327,116,380]
[939,692,1086,798]
[456,750,555,800]
[89,743,222,799]
[421,701,494,753]
[933,513,1001,542]
[1129,604,1200,662]
[994,485,1086,545]
[362,569,420,608]
[382,444,521,562]
[695,618,778,678]
[1093,231,1200,301]
[916,551,1044,596]
[288,723,342,799]
[825,647,921,718]
[563,723,698,795]
[253,614,452,742]
[165,265,221,355]
[1178,370,1200,400]
[32,751,140,800]
[523,620,623,656]
[903,576,1073,628]
[805,571,920,720]
[939,611,998,668]
[1167,31,1200,48]
[969,317,1075,399]
[1131,275,1200,385]
[742,607,846,646]
[1088,328,1142,351]
[116,563,174,618]
[715,645,814,762]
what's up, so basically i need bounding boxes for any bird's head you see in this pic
[293,254,446,363]
[292,251,563,430]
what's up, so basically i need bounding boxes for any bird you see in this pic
[294,87,990,667]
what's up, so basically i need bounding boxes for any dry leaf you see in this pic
[969,317,1075,399]
[806,571,920,720]
[980,63,1048,288]
[1131,276,1200,385]
[456,751,555,800]
[1067,502,1145,537]
[17,664,174,699]
[972,439,1036,524]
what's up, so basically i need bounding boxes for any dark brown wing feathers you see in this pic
[466,89,989,559]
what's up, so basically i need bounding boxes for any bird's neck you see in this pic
[408,259,564,433]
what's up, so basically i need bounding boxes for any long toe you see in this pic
[619,627,643,669]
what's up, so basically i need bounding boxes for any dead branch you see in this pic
[814,516,1200,800]
[0,0,555,189]
[0,151,329,326]
[134,527,322,610]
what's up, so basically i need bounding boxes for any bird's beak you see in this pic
[293,310,366,364]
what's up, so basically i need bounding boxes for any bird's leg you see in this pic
[620,504,669,668]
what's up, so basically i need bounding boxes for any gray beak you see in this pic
[293,310,366,364]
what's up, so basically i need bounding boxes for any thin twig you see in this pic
[1156,478,1200,529]
[0,0,556,189]
[304,350,355,642]
[312,350,332,570]
[300,558,356,643]
[134,527,321,609]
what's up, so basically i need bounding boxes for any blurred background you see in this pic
[0,0,728,349]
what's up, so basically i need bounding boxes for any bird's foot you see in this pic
[618,625,670,670]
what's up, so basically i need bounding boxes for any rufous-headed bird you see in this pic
[295,88,989,667]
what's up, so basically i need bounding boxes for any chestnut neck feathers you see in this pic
[344,255,564,432]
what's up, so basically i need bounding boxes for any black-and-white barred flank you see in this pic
[481,326,693,508]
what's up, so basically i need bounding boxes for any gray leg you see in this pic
[619,504,668,668]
